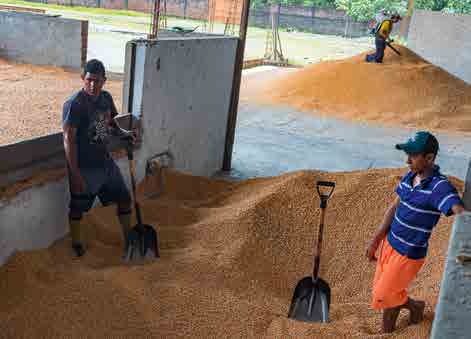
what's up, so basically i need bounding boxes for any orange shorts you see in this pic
[371,238,425,310]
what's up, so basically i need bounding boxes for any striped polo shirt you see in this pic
[387,166,463,259]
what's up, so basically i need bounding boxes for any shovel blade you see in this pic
[288,276,331,323]
[141,224,160,259]
[123,224,160,262]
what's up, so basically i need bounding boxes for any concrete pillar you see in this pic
[431,212,471,338]
[183,0,188,18]
[399,0,414,39]
[464,159,471,211]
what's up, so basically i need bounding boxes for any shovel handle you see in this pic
[313,207,326,280]
[127,143,143,226]
[313,181,335,280]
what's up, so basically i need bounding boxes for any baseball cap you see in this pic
[395,131,439,155]
[391,13,402,20]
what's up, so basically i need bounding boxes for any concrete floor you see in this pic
[225,67,471,181]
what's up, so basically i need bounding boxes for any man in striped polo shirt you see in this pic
[366,131,465,333]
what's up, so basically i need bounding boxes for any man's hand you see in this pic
[70,172,87,194]
[366,236,382,262]
[115,127,137,145]
[121,129,137,144]
[452,204,465,215]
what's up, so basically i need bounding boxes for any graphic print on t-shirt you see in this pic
[88,108,112,145]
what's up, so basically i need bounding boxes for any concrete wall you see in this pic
[25,0,368,36]
[124,36,238,178]
[431,212,471,338]
[408,10,471,84]
[0,35,237,266]
[430,160,471,338]
[464,159,471,210]
[249,6,368,37]
[0,179,70,267]
[0,11,87,69]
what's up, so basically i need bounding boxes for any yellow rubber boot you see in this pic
[118,212,132,240]
[69,218,85,257]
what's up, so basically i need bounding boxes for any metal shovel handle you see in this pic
[313,181,335,281]
[126,142,143,227]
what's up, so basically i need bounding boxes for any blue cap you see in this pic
[395,131,439,155]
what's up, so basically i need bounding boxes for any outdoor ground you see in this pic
[0,0,374,72]
[0,59,123,145]
[2,58,471,181]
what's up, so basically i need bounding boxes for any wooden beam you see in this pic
[0,5,45,13]
[399,0,415,39]
[407,0,415,17]
[222,0,251,171]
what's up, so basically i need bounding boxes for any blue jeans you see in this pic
[366,37,387,63]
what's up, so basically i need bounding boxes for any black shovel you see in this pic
[386,41,401,56]
[288,180,335,323]
[123,141,160,262]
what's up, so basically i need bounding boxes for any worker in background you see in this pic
[62,59,135,257]
[366,131,465,333]
[369,9,389,35]
[366,13,402,63]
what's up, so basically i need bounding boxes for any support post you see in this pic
[464,159,471,211]
[222,0,251,171]
[399,0,414,39]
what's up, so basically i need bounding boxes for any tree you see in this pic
[335,0,407,22]
[445,0,471,14]
[251,0,471,19]
[306,0,337,7]
[414,0,448,11]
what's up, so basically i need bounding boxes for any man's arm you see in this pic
[452,204,465,215]
[366,196,400,261]
[63,124,86,194]
[103,91,133,138]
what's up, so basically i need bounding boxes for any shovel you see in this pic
[386,41,401,56]
[288,180,335,323]
[123,141,160,262]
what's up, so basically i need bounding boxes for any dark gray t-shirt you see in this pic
[62,90,118,169]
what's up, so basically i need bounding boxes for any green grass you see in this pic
[0,0,148,17]
[0,0,375,66]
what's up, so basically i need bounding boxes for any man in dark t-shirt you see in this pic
[63,59,134,257]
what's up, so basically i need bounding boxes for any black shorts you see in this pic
[69,160,131,213]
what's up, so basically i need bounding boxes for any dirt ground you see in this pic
[0,167,464,338]
[0,58,123,146]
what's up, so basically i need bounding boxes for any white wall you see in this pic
[408,10,471,84]
[127,37,238,178]
[0,178,69,266]
[0,11,86,69]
